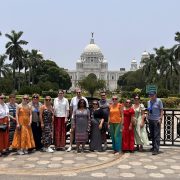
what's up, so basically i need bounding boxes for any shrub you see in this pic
[157,89,170,98]
[18,86,32,95]
[42,90,58,98]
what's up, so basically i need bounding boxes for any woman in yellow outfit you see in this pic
[12,95,35,155]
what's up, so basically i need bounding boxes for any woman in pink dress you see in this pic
[122,99,135,152]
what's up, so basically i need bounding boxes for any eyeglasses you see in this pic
[33,96,39,99]
[45,99,51,101]
[23,98,29,100]
[101,95,105,97]
[112,98,117,100]
[58,93,63,95]
[93,103,98,105]
[0,97,5,100]
[77,92,81,94]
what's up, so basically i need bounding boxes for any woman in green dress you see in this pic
[132,95,149,151]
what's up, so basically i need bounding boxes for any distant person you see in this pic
[132,95,149,151]
[12,95,35,155]
[109,95,123,154]
[0,94,9,156]
[29,93,42,150]
[53,90,69,150]
[66,88,89,152]
[99,91,109,151]
[72,99,90,153]
[40,96,54,153]
[122,99,135,152]
[89,100,104,152]
[147,91,163,155]
[7,94,18,145]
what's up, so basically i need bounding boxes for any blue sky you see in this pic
[0,0,179,71]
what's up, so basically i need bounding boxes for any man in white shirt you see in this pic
[53,90,69,150]
[66,88,89,152]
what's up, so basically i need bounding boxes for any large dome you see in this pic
[83,43,101,54]
[81,38,103,56]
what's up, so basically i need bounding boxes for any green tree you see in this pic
[5,30,28,90]
[142,53,158,84]
[0,54,11,78]
[118,69,146,91]
[28,49,43,85]
[78,73,106,97]
[173,32,180,93]
[36,59,71,90]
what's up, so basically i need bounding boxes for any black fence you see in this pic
[66,107,180,146]
[145,109,180,146]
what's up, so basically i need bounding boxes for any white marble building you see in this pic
[67,34,149,91]
[67,35,126,91]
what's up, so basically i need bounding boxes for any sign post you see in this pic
[146,85,157,94]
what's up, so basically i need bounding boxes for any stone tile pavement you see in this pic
[0,146,180,179]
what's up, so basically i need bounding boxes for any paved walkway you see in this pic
[0,146,180,179]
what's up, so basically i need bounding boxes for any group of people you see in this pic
[0,89,163,156]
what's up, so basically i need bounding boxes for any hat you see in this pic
[148,91,156,95]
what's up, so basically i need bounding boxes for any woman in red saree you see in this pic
[122,99,135,152]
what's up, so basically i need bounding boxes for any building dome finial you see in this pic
[90,32,95,44]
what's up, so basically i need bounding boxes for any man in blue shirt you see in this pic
[147,91,163,155]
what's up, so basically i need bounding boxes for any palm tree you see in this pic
[22,50,31,85]
[173,32,180,93]
[142,53,158,84]
[28,49,43,85]
[0,54,11,78]
[154,46,179,92]
[5,30,28,90]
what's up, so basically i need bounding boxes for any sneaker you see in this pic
[66,146,72,152]
[17,150,24,155]
[103,143,107,151]
[152,151,158,155]
[23,150,28,154]
[46,147,54,153]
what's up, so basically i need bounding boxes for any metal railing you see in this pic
[145,109,180,146]
[66,108,180,146]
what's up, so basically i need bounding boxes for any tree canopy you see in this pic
[78,73,106,97]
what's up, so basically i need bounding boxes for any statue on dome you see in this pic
[91,32,94,38]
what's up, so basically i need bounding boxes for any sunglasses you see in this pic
[77,92,81,94]
[33,96,39,99]
[0,97,5,100]
[45,99,51,101]
[126,102,131,104]
[23,98,29,100]
[112,98,117,100]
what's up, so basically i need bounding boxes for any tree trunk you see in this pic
[18,68,20,91]
[13,68,16,90]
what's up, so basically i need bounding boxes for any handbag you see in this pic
[0,124,8,132]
